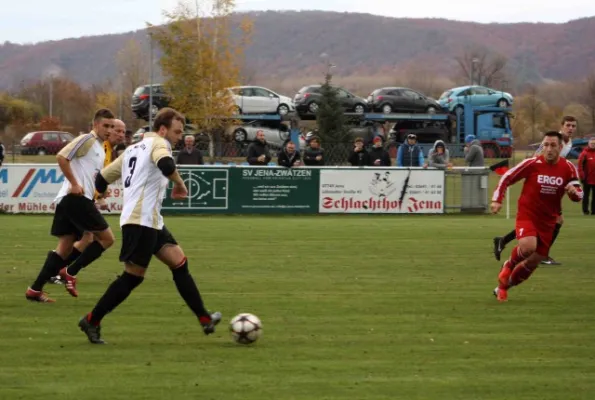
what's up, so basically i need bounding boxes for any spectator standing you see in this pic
[396,133,424,167]
[348,137,370,166]
[464,135,484,167]
[426,140,451,169]
[246,130,271,165]
[578,136,595,215]
[114,129,133,157]
[367,136,391,166]
[0,139,5,166]
[176,135,204,165]
[303,136,324,166]
[277,141,301,168]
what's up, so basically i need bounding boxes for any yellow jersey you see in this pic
[95,141,114,200]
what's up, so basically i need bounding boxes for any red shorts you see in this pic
[516,219,554,257]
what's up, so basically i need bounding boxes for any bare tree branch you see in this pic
[455,47,508,87]
[581,72,595,131]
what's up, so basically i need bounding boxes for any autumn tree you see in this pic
[517,85,544,143]
[399,65,440,98]
[94,89,119,116]
[115,39,151,127]
[455,47,508,88]
[17,78,95,133]
[0,93,42,144]
[581,72,595,131]
[149,0,252,157]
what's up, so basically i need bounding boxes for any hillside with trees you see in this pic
[1,10,595,150]
[1,11,595,92]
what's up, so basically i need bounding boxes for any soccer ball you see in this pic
[230,313,262,344]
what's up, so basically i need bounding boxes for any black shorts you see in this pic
[119,224,178,268]
[50,194,109,240]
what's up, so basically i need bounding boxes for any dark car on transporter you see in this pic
[293,85,369,117]
[131,84,170,121]
[367,87,442,114]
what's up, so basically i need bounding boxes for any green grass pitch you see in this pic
[0,209,594,399]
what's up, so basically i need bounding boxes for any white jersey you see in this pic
[101,132,172,230]
[55,132,105,204]
[534,136,572,157]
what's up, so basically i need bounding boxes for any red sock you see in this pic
[509,261,536,287]
[86,312,100,326]
[508,246,527,268]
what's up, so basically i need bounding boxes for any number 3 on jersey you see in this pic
[124,156,137,188]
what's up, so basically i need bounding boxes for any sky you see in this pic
[2,0,595,44]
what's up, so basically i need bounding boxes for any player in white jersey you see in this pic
[493,115,578,264]
[78,108,221,344]
[25,109,117,303]
[48,119,126,293]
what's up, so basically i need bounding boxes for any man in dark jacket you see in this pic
[464,135,484,166]
[277,141,301,168]
[0,140,5,166]
[396,133,424,167]
[246,130,272,165]
[348,137,370,166]
[367,136,391,166]
[303,136,324,166]
[176,135,204,165]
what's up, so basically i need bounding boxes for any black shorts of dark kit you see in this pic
[119,224,178,268]
[50,194,109,241]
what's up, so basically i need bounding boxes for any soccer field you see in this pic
[0,213,594,400]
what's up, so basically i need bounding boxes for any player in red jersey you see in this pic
[490,131,583,302]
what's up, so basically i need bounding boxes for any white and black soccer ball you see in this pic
[230,313,262,344]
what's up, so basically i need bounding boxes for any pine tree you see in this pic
[316,73,351,163]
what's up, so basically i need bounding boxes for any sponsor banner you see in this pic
[319,169,444,213]
[1,165,444,215]
[229,167,318,213]
[162,167,319,213]
[0,164,123,214]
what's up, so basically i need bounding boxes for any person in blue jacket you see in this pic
[396,133,424,167]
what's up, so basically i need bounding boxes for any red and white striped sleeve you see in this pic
[492,158,536,203]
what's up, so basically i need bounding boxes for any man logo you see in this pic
[12,168,64,197]
[369,171,396,198]
[537,175,564,186]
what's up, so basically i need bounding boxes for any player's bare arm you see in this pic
[152,139,188,199]
[95,154,124,195]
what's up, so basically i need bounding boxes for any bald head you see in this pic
[109,119,126,146]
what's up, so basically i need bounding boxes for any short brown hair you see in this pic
[93,108,115,122]
[152,107,185,132]
[561,116,577,125]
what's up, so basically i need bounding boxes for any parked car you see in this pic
[439,85,513,114]
[226,86,295,115]
[293,85,368,116]
[131,84,170,120]
[20,131,75,155]
[230,120,290,149]
[367,87,442,114]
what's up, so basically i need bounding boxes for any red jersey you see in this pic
[578,147,595,185]
[493,155,583,225]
